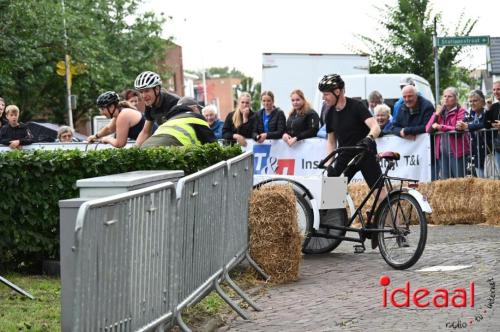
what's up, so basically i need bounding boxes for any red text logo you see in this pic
[380,275,474,308]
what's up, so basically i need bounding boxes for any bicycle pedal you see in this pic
[353,245,365,254]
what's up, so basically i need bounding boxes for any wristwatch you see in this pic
[367,134,375,141]
[95,133,100,139]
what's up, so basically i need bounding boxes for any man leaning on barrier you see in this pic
[140,98,216,148]
[388,85,434,140]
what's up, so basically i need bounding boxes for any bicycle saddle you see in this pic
[378,151,400,161]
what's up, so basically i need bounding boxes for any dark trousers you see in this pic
[328,152,382,189]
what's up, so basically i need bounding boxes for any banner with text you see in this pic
[244,134,431,182]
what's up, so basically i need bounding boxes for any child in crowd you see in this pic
[0,105,34,149]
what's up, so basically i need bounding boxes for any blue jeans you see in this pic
[476,167,484,178]
[437,154,465,179]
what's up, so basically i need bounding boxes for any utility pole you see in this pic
[202,69,208,106]
[61,0,74,128]
[433,17,440,105]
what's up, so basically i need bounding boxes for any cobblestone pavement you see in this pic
[221,225,500,331]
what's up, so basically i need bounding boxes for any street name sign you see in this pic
[437,36,490,47]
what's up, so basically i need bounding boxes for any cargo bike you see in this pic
[254,146,432,270]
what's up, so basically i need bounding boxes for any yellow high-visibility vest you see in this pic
[153,116,209,146]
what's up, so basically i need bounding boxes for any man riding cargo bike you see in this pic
[255,74,431,270]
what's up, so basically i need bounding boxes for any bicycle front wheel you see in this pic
[376,192,427,270]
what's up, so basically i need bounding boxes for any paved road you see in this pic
[222,225,499,331]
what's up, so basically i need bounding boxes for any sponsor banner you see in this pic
[244,134,431,182]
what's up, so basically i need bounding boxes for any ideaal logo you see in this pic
[379,276,496,329]
[380,275,474,308]
[253,144,295,175]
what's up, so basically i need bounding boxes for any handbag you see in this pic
[484,154,497,179]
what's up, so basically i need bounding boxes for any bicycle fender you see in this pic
[406,189,432,213]
[310,198,321,230]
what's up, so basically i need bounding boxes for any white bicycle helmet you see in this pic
[134,71,162,90]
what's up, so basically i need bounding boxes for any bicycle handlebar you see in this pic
[317,146,368,169]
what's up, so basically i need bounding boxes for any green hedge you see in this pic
[0,143,242,271]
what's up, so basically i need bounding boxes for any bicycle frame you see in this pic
[313,148,422,243]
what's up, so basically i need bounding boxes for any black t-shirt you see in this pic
[325,97,372,147]
[486,103,500,127]
[144,91,180,125]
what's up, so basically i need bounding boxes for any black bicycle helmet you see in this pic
[134,71,162,90]
[318,74,345,92]
[96,91,120,108]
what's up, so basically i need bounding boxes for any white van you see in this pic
[314,73,435,113]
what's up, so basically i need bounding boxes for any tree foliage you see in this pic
[0,143,242,270]
[357,0,477,98]
[186,67,246,80]
[234,77,262,111]
[207,67,246,79]
[0,0,169,125]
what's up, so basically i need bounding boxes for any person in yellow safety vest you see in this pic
[140,98,216,148]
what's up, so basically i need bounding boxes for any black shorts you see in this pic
[328,151,382,189]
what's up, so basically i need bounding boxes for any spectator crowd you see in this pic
[2,73,500,181]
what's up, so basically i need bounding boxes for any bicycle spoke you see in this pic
[377,193,427,269]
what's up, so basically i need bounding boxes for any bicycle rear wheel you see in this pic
[376,192,427,270]
[303,194,354,254]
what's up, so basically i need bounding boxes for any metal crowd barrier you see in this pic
[430,128,500,180]
[71,151,265,332]
[72,182,178,331]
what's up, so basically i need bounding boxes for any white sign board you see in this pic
[244,134,431,182]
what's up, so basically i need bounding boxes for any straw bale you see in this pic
[425,178,485,225]
[478,179,500,225]
[347,183,373,226]
[248,184,302,283]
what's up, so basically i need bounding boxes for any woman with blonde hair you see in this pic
[282,89,319,146]
[222,92,256,146]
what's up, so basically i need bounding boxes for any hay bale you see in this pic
[347,182,373,226]
[426,178,485,225]
[248,184,302,283]
[328,178,496,226]
[478,179,500,225]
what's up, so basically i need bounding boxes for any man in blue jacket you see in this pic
[389,85,434,139]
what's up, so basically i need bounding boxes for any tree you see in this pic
[187,67,246,80]
[206,67,246,79]
[357,0,477,99]
[234,77,261,111]
[0,0,168,125]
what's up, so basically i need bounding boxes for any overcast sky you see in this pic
[143,0,499,81]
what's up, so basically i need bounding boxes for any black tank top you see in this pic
[128,115,145,140]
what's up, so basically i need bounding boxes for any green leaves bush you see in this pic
[0,144,242,271]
